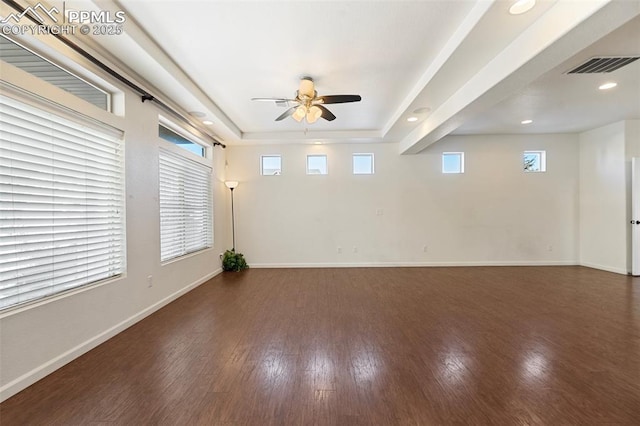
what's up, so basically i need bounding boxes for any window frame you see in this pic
[0,36,124,313]
[523,150,547,173]
[442,152,465,174]
[352,153,375,175]
[158,121,208,158]
[306,154,328,175]
[157,124,213,263]
[0,35,111,111]
[261,155,282,176]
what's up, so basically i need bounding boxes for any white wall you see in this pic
[227,134,579,267]
[579,120,639,274]
[0,62,230,401]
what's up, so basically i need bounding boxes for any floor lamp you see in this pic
[225,181,239,250]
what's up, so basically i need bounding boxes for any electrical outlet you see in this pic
[353,246,358,253]
[547,245,553,252]
[376,209,383,216]
[423,245,428,253]
[337,247,342,254]
[147,275,153,288]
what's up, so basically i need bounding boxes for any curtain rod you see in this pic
[1,0,226,148]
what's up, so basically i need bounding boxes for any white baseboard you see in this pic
[0,268,222,403]
[579,262,629,275]
[251,260,578,268]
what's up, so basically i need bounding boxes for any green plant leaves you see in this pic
[222,249,249,272]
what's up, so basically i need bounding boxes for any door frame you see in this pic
[631,158,640,276]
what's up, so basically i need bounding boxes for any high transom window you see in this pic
[0,36,110,110]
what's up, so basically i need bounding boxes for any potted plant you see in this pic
[222,249,248,272]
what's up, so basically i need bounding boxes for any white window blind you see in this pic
[0,95,124,310]
[159,149,212,262]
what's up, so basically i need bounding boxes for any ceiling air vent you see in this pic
[566,56,639,74]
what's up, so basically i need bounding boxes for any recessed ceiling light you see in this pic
[313,141,323,145]
[407,117,418,122]
[598,82,617,90]
[509,0,536,15]
[521,119,533,124]
[189,111,206,118]
[203,120,214,125]
[412,107,431,114]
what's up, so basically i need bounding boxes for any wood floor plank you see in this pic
[1,266,639,425]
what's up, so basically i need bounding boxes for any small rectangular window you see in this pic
[261,155,282,175]
[524,151,546,172]
[353,153,374,175]
[307,155,328,175]
[159,125,205,157]
[442,152,464,174]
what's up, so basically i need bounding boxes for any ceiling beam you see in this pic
[382,0,495,137]
[399,0,640,155]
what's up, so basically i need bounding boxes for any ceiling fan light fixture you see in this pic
[299,77,315,98]
[254,76,360,124]
[293,105,306,122]
[307,105,322,124]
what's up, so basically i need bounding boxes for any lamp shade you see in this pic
[225,181,239,189]
[292,105,306,122]
[307,105,322,124]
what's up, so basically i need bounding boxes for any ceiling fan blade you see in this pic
[315,104,336,121]
[251,97,295,102]
[275,106,297,121]
[318,95,361,104]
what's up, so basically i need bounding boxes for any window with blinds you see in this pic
[159,149,212,262]
[0,95,125,311]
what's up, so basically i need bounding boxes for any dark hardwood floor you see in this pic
[2,266,640,425]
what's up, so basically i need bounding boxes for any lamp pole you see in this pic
[230,187,235,251]
[225,181,239,251]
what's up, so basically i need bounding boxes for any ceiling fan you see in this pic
[252,77,361,124]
